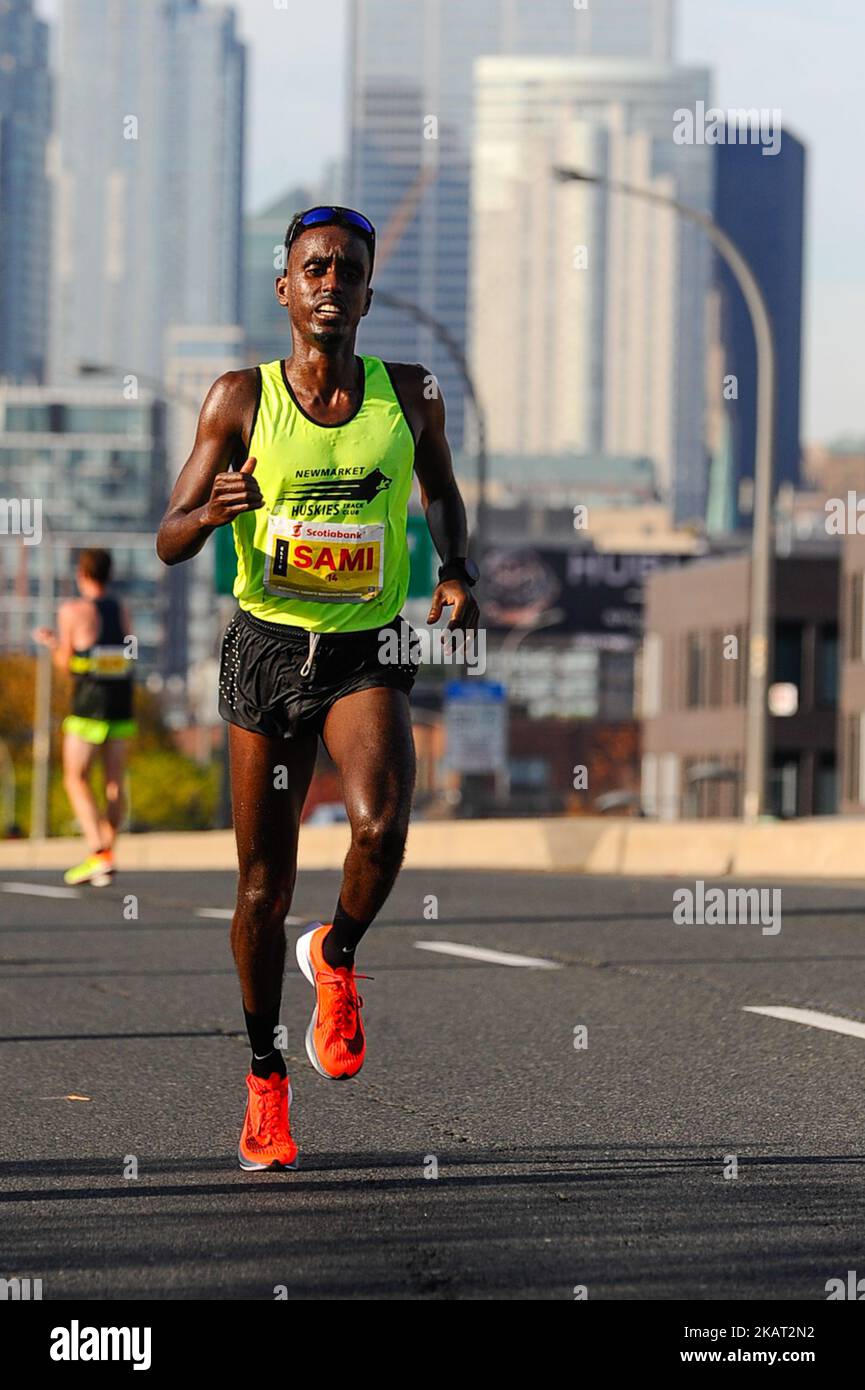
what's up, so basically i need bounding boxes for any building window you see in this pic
[815,755,837,815]
[816,623,839,707]
[5,405,52,431]
[706,630,723,707]
[774,621,803,687]
[641,754,658,816]
[770,754,799,819]
[599,651,634,720]
[685,632,703,708]
[849,573,863,661]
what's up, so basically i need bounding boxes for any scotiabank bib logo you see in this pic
[265,518,385,604]
[298,525,365,542]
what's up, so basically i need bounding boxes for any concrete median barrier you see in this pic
[2,817,865,879]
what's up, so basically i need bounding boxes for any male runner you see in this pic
[32,547,136,886]
[156,205,479,1171]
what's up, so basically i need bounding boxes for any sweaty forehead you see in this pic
[290,225,371,271]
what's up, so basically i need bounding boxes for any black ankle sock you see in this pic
[249,1049,286,1080]
[243,1004,286,1079]
[323,900,370,968]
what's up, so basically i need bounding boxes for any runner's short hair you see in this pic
[77,548,112,584]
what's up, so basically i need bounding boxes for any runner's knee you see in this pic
[235,867,292,926]
[351,815,407,871]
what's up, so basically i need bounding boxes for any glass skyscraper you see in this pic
[49,0,245,387]
[346,0,676,449]
[470,56,713,523]
[713,128,806,528]
[0,0,51,382]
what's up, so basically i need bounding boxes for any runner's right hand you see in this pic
[202,456,264,526]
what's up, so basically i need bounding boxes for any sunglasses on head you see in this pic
[284,206,376,265]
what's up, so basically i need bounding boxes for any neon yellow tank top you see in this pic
[231,355,416,632]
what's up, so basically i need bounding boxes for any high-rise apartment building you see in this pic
[0,0,51,382]
[346,0,677,451]
[49,0,245,387]
[470,57,713,522]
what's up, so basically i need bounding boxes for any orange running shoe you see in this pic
[237,1072,299,1171]
[295,923,368,1080]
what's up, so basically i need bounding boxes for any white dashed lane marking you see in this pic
[2,882,81,899]
[196,908,306,924]
[414,940,562,970]
[744,1005,865,1041]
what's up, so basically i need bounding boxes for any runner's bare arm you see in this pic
[32,600,77,670]
[408,371,469,565]
[404,367,479,632]
[155,370,263,566]
[56,602,79,671]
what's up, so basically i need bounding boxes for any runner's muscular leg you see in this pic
[99,738,127,848]
[62,733,104,852]
[229,724,318,1014]
[322,687,416,929]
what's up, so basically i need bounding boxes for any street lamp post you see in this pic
[554,167,777,821]
[372,290,489,559]
[30,513,54,839]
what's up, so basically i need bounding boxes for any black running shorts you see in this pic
[217,608,420,740]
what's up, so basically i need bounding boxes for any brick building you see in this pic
[641,550,839,818]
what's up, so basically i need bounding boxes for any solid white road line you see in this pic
[744,1005,865,1041]
[414,940,561,970]
[196,908,305,924]
[1,882,80,899]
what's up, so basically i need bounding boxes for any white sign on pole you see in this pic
[444,682,507,773]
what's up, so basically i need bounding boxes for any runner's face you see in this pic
[278,226,372,348]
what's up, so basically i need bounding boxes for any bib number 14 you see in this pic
[263,517,385,604]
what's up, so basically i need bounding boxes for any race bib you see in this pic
[263,517,385,603]
[72,645,130,678]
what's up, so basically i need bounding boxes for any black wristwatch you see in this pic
[438,557,480,588]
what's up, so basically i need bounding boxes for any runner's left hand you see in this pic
[32,626,58,649]
[427,581,480,634]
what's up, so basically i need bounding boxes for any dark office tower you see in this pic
[712,128,806,530]
[0,0,51,382]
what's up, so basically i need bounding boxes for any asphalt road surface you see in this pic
[2,866,865,1301]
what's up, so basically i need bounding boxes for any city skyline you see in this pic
[469,53,714,522]
[31,0,865,443]
[48,0,245,386]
